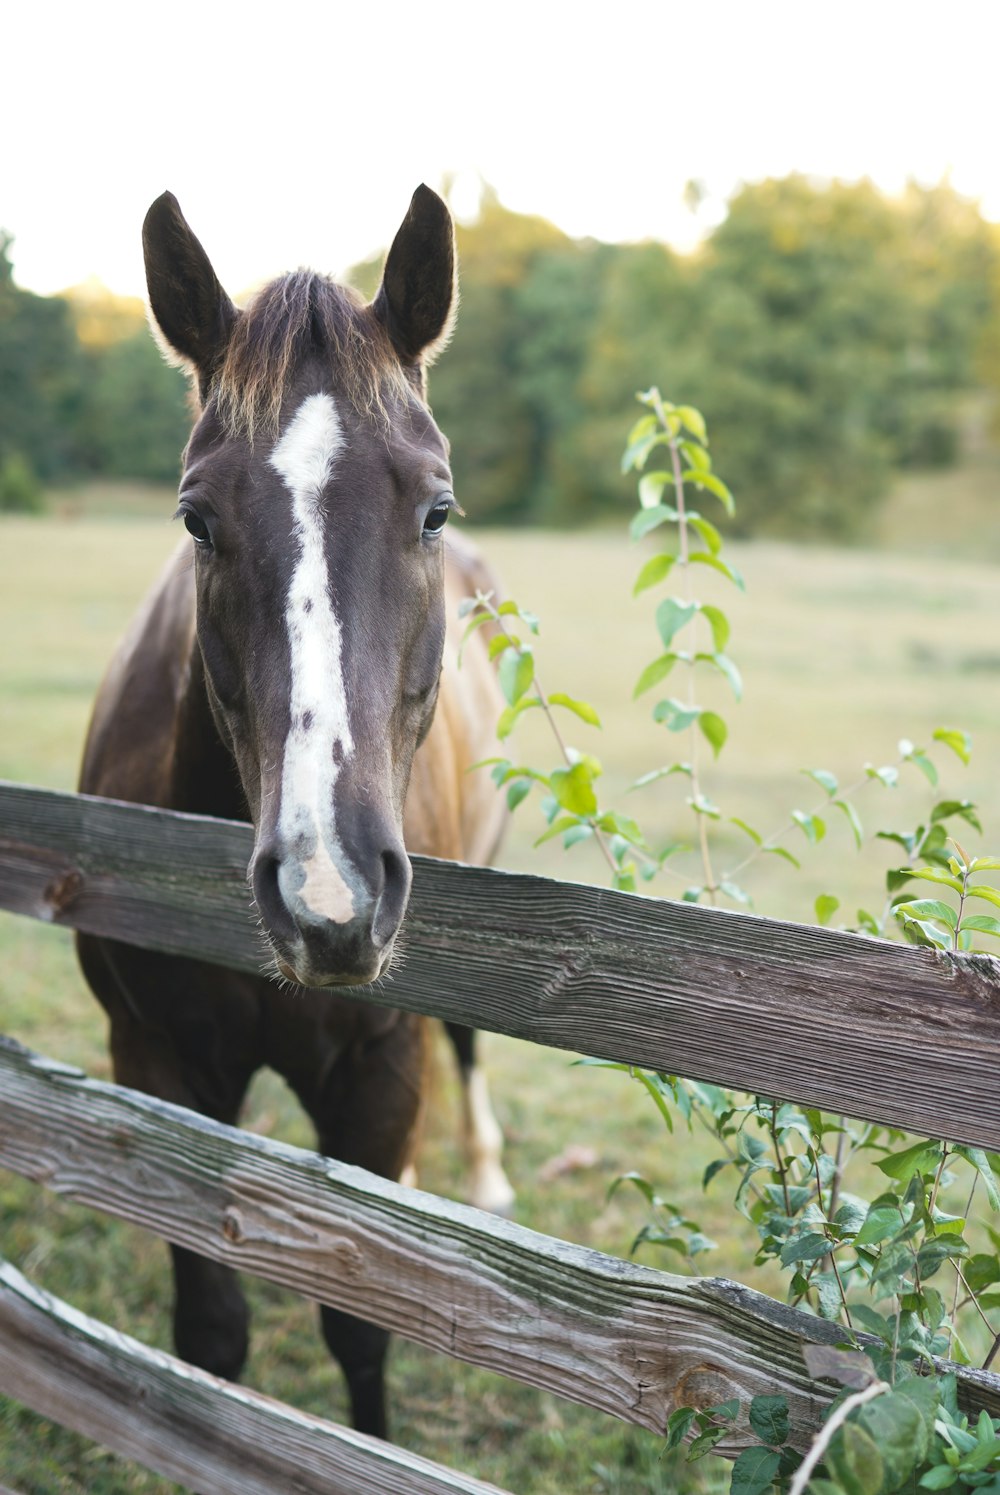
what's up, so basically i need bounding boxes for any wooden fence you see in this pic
[2,778,1000,1491]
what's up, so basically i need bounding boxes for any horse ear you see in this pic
[142,192,237,384]
[372,184,456,367]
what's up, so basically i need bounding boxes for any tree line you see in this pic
[2,176,997,536]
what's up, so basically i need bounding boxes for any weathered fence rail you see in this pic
[3,779,1000,1489]
[0,1258,507,1495]
[3,780,1000,1147]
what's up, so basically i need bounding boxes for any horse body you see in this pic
[76,187,511,1438]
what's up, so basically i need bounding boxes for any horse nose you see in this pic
[372,844,412,948]
[250,833,411,985]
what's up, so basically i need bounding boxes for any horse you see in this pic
[76,185,514,1439]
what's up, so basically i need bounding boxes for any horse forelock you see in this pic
[215,273,413,441]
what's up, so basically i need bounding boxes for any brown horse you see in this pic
[77,186,512,1438]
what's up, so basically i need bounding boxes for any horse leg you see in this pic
[286,1008,426,1439]
[79,936,256,1381]
[444,1022,515,1216]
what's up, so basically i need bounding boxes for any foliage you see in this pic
[0,451,43,513]
[4,172,999,530]
[465,391,1000,1490]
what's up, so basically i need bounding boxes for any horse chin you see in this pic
[271,948,392,991]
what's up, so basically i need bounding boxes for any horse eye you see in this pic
[184,510,212,546]
[423,503,451,537]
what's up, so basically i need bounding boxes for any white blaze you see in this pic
[269,392,356,924]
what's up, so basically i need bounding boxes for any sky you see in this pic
[4,0,1000,300]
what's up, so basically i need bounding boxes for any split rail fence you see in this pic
[2,779,1000,1492]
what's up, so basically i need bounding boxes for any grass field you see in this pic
[2,465,1000,1492]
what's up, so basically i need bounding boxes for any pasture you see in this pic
[2,470,1000,1492]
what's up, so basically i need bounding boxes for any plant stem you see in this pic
[770,1102,792,1217]
[929,1143,949,1219]
[949,1173,978,1348]
[657,400,715,901]
[789,1381,887,1495]
[489,605,621,879]
[950,1261,995,1338]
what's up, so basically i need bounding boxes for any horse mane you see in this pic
[216,272,412,440]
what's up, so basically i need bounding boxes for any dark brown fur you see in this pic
[77,188,505,1440]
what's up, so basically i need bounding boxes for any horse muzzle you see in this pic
[250,834,412,988]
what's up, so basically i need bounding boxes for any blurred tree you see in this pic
[0,232,87,481]
[79,330,190,481]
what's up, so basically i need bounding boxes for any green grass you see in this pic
[2,472,1000,1491]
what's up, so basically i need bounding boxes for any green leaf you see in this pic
[688,794,722,819]
[792,810,826,845]
[909,750,939,787]
[867,763,899,788]
[633,654,679,698]
[700,603,729,651]
[780,1231,830,1266]
[630,763,692,790]
[918,1465,958,1489]
[959,914,1000,938]
[653,698,702,733]
[676,405,707,442]
[630,504,677,541]
[679,437,710,471]
[458,610,493,663]
[832,797,863,849]
[498,646,534,707]
[894,898,958,930]
[656,597,699,648]
[548,692,601,727]
[730,1447,781,1495]
[909,866,964,893]
[730,817,762,846]
[720,880,752,907]
[699,711,727,758]
[764,845,801,868]
[931,799,981,831]
[506,780,531,812]
[748,1395,789,1447]
[633,553,675,596]
[562,823,593,850]
[690,514,722,555]
[815,894,840,926]
[496,599,539,633]
[803,768,838,797]
[933,727,972,766]
[968,883,1000,910]
[855,1203,904,1246]
[664,1405,697,1452]
[487,632,510,662]
[953,1149,1000,1211]
[637,470,673,509]
[899,915,952,949]
[533,814,581,847]
[828,1422,884,1495]
[685,468,735,516]
[549,762,599,816]
[877,1140,942,1182]
[496,696,542,740]
[690,551,745,590]
[709,652,743,701]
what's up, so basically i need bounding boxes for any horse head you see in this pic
[142,187,457,988]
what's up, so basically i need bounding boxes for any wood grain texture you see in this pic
[0,1258,511,1495]
[4,1037,1000,1454]
[2,781,1000,1149]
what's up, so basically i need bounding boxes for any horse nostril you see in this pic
[372,846,412,949]
[251,851,298,944]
